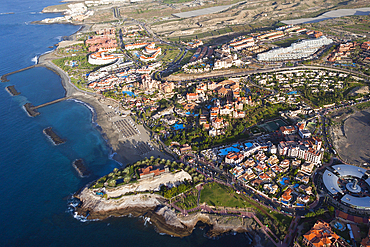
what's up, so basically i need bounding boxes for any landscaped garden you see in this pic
[174,188,199,210]
[200,182,252,208]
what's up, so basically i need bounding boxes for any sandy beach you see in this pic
[37,51,172,165]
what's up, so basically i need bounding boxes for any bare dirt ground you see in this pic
[331,108,370,166]
[104,170,192,198]
[150,0,370,38]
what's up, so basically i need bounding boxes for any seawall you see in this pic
[1,65,40,82]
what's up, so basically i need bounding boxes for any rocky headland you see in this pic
[74,186,258,239]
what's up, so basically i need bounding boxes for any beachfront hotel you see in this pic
[88,48,118,65]
[124,42,162,62]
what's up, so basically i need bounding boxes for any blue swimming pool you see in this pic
[287,91,298,95]
[334,222,344,230]
[122,91,136,97]
[245,142,253,148]
[297,203,304,206]
[172,123,185,130]
[279,177,289,185]
[219,147,240,156]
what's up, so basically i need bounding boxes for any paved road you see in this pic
[166,64,370,82]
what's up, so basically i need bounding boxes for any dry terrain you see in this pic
[149,0,370,39]
[331,108,370,166]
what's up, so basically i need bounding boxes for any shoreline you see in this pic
[37,52,126,164]
[74,186,262,241]
[0,24,262,241]
[37,48,171,166]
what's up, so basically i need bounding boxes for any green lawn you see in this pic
[200,182,252,208]
[180,49,196,65]
[355,101,370,110]
[159,45,181,63]
[272,35,307,47]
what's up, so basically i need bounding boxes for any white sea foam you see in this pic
[109,152,117,159]
[142,216,152,226]
[40,50,53,57]
[108,152,123,166]
[73,212,89,222]
[22,104,33,117]
[31,55,38,64]
[68,99,96,117]
[55,35,63,41]
[68,197,100,222]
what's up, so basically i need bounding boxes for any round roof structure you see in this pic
[323,164,370,210]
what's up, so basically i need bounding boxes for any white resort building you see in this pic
[88,48,118,65]
[257,36,333,61]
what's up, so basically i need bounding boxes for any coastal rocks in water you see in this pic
[43,127,66,145]
[5,85,20,96]
[155,206,184,229]
[74,187,162,219]
[74,186,257,238]
[23,103,40,117]
[72,159,90,177]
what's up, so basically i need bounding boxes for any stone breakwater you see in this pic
[43,127,66,145]
[74,187,257,238]
[5,86,20,96]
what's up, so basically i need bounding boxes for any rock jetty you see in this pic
[72,159,90,177]
[43,127,65,145]
[5,85,20,96]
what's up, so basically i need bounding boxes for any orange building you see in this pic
[281,188,293,201]
[362,41,370,50]
[361,228,370,247]
[303,220,342,247]
[138,166,168,179]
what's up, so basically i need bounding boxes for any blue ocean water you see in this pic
[0,1,252,246]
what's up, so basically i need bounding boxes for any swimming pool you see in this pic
[172,123,185,130]
[334,222,344,231]
[287,91,298,95]
[219,147,240,156]
[122,91,136,97]
[245,142,253,148]
[279,177,289,185]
